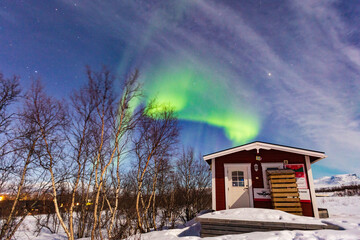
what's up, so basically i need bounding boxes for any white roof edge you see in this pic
[203,142,326,162]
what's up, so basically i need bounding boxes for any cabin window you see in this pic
[232,171,244,187]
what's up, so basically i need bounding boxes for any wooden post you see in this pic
[305,155,319,218]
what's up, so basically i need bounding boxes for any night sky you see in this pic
[1,1,360,178]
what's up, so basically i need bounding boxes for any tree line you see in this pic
[0,67,211,240]
[315,184,360,196]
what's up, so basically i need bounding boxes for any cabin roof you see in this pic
[203,141,326,164]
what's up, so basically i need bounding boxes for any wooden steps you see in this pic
[267,169,303,215]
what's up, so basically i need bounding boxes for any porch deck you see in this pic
[197,211,342,238]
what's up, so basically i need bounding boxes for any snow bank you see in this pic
[317,196,360,218]
[137,196,360,240]
[197,208,325,225]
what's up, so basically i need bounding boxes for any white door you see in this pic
[225,165,251,209]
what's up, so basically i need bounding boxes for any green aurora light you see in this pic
[141,63,261,144]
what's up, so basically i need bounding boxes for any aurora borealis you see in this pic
[142,61,260,144]
[1,0,360,177]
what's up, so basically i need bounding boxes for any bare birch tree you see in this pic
[0,72,20,192]
[0,72,20,134]
[134,103,179,233]
[176,147,211,222]
[84,67,141,240]
[25,80,71,238]
[0,77,56,240]
[0,72,23,240]
[66,73,98,239]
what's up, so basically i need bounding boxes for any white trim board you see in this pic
[211,158,216,210]
[204,142,326,162]
[305,155,319,218]
[224,163,253,210]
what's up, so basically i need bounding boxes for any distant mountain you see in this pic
[314,173,360,189]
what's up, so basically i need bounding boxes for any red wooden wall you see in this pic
[214,149,314,217]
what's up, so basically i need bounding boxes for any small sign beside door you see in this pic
[254,188,271,199]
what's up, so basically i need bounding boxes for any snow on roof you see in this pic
[197,208,325,225]
[203,141,326,163]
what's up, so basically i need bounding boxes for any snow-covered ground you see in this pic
[133,196,360,240]
[13,215,68,240]
[12,196,360,239]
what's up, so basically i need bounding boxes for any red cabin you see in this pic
[203,141,326,218]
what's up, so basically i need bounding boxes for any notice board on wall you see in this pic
[284,164,308,189]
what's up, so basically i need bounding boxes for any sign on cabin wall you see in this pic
[253,188,271,200]
[285,164,308,189]
[254,188,310,201]
[299,189,311,201]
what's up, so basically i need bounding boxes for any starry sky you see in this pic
[1,0,360,178]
